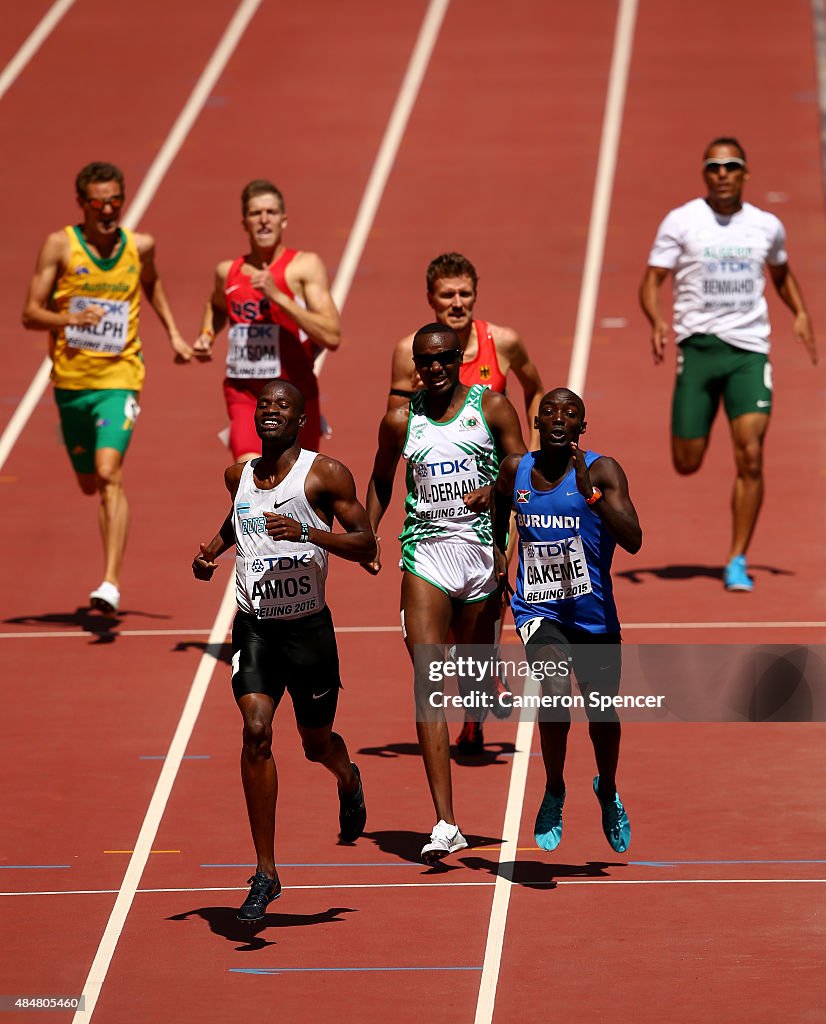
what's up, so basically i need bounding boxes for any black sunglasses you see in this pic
[413,349,462,369]
[703,159,745,173]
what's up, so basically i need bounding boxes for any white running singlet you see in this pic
[233,450,328,621]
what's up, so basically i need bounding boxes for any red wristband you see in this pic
[585,487,603,506]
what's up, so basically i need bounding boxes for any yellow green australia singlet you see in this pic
[49,225,145,391]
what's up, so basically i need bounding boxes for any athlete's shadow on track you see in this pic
[357,741,517,765]
[167,905,356,951]
[172,640,233,665]
[617,564,792,585]
[458,856,624,890]
[4,606,170,644]
[365,829,503,870]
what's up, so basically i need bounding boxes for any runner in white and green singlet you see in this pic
[363,324,525,863]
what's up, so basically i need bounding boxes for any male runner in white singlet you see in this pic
[193,380,375,921]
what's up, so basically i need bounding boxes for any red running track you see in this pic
[1,2,825,1022]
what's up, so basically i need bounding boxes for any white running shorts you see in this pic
[402,538,496,603]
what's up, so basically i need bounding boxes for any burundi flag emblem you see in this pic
[516,489,530,503]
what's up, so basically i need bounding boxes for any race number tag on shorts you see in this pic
[244,554,319,619]
[523,535,593,602]
[227,323,281,378]
[412,455,479,521]
[65,297,129,353]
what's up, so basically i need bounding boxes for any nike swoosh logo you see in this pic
[566,491,579,496]
[756,400,771,408]
[312,689,331,700]
[272,499,291,509]
[226,284,241,294]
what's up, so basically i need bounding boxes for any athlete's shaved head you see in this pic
[412,323,460,353]
[261,378,305,412]
[540,388,585,420]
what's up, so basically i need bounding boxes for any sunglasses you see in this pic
[83,194,125,210]
[703,159,745,173]
[413,349,462,369]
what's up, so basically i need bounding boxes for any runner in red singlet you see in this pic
[194,180,341,461]
[388,253,542,439]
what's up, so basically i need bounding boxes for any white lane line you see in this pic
[567,0,639,396]
[2,620,824,641]
[315,0,450,371]
[71,5,446,1018]
[0,0,75,102]
[121,0,262,230]
[475,2,639,1021]
[0,0,263,475]
[0,359,52,472]
[73,22,265,1018]
[4,882,495,898]
[474,687,537,1024]
[5,877,825,899]
[72,583,238,1022]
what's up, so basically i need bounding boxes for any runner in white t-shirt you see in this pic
[639,137,817,592]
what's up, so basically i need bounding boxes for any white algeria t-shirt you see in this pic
[648,197,787,354]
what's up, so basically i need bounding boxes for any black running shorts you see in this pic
[522,619,622,722]
[231,607,341,729]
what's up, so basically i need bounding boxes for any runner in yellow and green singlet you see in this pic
[22,161,193,613]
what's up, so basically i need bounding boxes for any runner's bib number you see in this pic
[412,456,480,521]
[523,535,593,602]
[243,555,320,619]
[65,298,129,353]
[700,255,758,315]
[227,323,281,378]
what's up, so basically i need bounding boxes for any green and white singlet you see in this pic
[400,384,499,570]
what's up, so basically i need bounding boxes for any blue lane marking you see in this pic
[201,862,421,869]
[229,967,483,975]
[139,755,211,760]
[0,865,70,869]
[631,860,826,867]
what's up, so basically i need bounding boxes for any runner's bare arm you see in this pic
[387,334,418,410]
[22,231,105,331]
[484,390,528,459]
[361,407,408,573]
[768,262,817,365]
[193,261,231,361]
[192,463,244,579]
[264,459,376,563]
[251,251,341,350]
[135,232,193,362]
[572,449,642,554]
[497,326,543,444]
[493,454,520,554]
[639,265,671,364]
